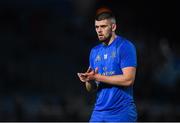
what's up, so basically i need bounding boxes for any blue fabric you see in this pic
[90,103,137,122]
[89,35,137,122]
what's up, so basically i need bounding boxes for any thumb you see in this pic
[86,67,92,73]
[95,67,98,73]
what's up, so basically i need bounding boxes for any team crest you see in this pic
[111,51,116,58]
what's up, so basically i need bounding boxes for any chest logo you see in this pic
[104,54,108,59]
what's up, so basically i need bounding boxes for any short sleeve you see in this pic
[120,41,137,68]
[89,49,94,69]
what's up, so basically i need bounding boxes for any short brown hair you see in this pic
[95,7,116,23]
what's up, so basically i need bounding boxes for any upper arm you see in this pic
[120,41,137,84]
[89,49,94,69]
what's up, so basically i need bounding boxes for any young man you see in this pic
[77,7,137,122]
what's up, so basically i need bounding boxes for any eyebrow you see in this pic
[95,25,108,28]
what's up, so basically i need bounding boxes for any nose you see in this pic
[97,27,102,33]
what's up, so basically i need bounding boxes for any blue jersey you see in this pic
[89,35,137,122]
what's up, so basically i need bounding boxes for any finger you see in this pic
[77,73,86,81]
[86,67,92,73]
[95,67,98,73]
[79,76,86,82]
[80,73,87,78]
[78,73,86,77]
[80,79,86,83]
[77,73,80,76]
[77,73,82,78]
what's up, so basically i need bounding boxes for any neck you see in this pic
[103,33,117,46]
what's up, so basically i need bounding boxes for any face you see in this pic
[95,19,115,42]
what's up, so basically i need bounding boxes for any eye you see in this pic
[101,25,107,28]
[95,26,99,29]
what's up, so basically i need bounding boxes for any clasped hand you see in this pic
[77,67,98,83]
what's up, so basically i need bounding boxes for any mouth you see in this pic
[98,34,104,37]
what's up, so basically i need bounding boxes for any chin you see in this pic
[98,37,106,41]
[99,39,104,42]
[99,39,106,43]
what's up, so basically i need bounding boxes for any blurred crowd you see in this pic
[0,0,179,121]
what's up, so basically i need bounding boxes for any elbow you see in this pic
[86,82,98,92]
[122,74,135,86]
[86,87,97,93]
[123,79,135,86]
[86,87,92,92]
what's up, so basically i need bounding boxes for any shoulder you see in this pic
[117,35,136,49]
[90,43,102,53]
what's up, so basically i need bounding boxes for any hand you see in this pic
[85,67,98,81]
[77,73,87,82]
[77,67,92,83]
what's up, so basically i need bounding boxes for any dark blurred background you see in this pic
[0,0,180,121]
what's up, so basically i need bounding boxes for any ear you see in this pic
[112,23,116,32]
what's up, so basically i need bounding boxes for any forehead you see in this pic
[95,19,111,26]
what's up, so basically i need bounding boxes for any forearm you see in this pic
[94,74,135,86]
[85,81,97,92]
